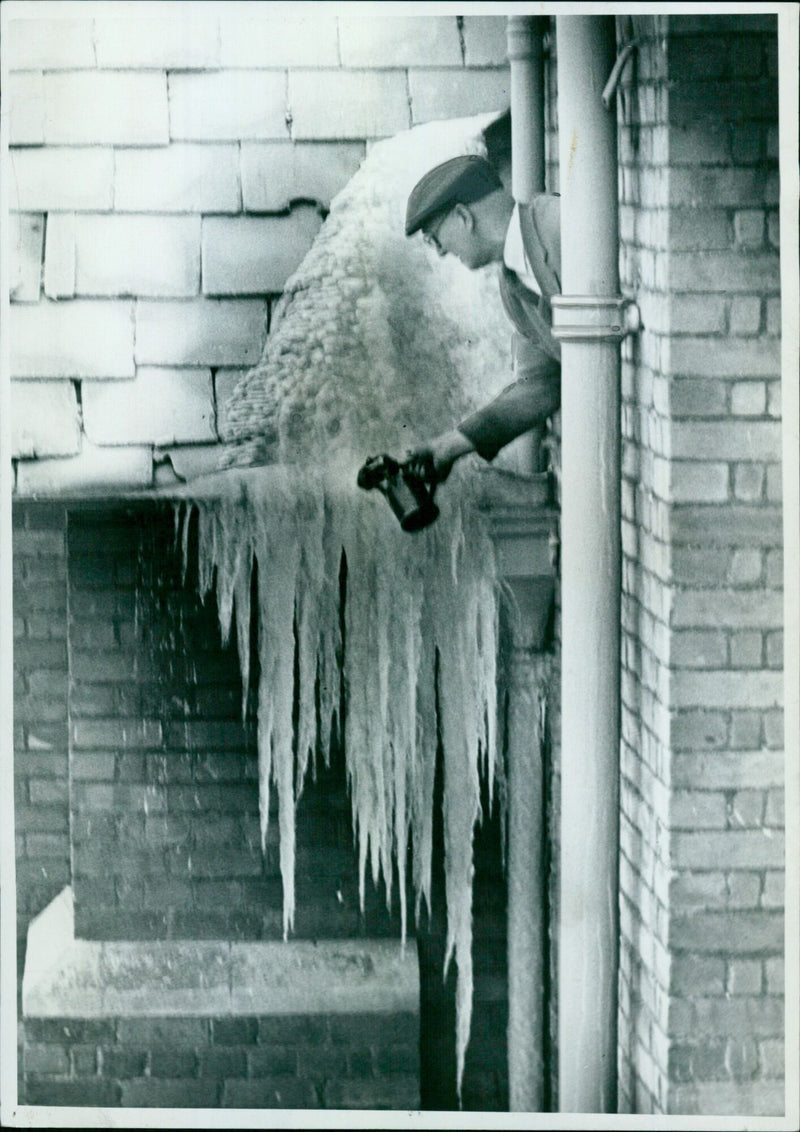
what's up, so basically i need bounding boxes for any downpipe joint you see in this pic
[550,294,641,342]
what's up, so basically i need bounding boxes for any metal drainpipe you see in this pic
[504,13,551,1113]
[551,15,633,1113]
[506,14,547,478]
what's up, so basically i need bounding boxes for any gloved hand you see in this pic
[405,428,476,485]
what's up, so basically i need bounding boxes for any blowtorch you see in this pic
[356,454,440,533]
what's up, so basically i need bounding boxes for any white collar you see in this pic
[503,204,541,296]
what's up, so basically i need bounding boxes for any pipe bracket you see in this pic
[550,294,640,342]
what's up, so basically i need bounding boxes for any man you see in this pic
[404,154,561,483]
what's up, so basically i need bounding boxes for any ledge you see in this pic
[23,888,419,1020]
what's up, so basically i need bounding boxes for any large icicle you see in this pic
[178,113,522,1099]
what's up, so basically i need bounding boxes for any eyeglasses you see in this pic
[422,212,448,254]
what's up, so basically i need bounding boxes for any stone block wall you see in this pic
[617,13,783,1116]
[7,9,510,495]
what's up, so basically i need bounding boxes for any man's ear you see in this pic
[452,203,474,231]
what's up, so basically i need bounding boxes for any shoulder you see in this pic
[526,194,560,242]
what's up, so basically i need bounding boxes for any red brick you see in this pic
[25,1080,120,1106]
[148,1048,197,1078]
[100,1048,148,1079]
[24,1043,69,1075]
[212,1018,258,1046]
[323,1074,420,1109]
[257,1016,328,1045]
[198,1047,248,1078]
[72,719,162,750]
[669,78,777,123]
[222,1077,317,1108]
[120,1079,218,1107]
[247,1046,297,1077]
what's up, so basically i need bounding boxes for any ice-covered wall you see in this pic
[6,8,511,494]
[178,113,536,1099]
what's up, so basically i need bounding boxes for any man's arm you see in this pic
[456,333,560,462]
[407,333,560,479]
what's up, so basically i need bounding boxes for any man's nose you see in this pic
[436,243,446,258]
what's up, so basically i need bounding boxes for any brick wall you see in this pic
[12,504,71,973]
[13,500,510,1109]
[66,503,404,942]
[22,1012,419,1109]
[617,13,783,1116]
[7,10,510,495]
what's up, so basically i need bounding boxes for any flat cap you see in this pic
[405,155,502,237]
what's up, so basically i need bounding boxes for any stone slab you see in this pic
[23,888,419,1020]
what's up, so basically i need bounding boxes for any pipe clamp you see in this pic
[550,295,640,342]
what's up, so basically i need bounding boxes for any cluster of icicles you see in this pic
[177,464,500,1095]
[176,114,522,1099]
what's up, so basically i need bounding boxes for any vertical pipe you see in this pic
[506,16,547,477]
[506,590,551,1111]
[554,15,621,1114]
[507,15,546,201]
[504,15,551,1113]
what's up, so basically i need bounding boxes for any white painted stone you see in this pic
[11,300,135,379]
[155,445,224,484]
[241,141,364,211]
[409,68,510,124]
[11,380,81,458]
[289,70,409,139]
[8,213,44,302]
[7,17,96,69]
[202,209,322,295]
[16,442,153,496]
[338,16,461,67]
[220,15,339,67]
[8,148,114,212]
[135,299,267,367]
[43,213,76,299]
[8,71,45,145]
[168,71,288,141]
[66,215,201,298]
[462,16,509,66]
[42,72,169,146]
[94,14,220,69]
[114,144,241,213]
[82,367,215,446]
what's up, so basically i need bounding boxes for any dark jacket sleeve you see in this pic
[456,331,560,461]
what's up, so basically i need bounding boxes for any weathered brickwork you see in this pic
[66,504,406,942]
[22,1012,419,1109]
[7,10,510,494]
[12,505,71,974]
[10,501,510,1109]
[617,13,783,1116]
[616,16,673,1115]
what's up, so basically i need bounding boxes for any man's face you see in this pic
[423,205,489,271]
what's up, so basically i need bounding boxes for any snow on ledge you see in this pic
[23,888,419,1019]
